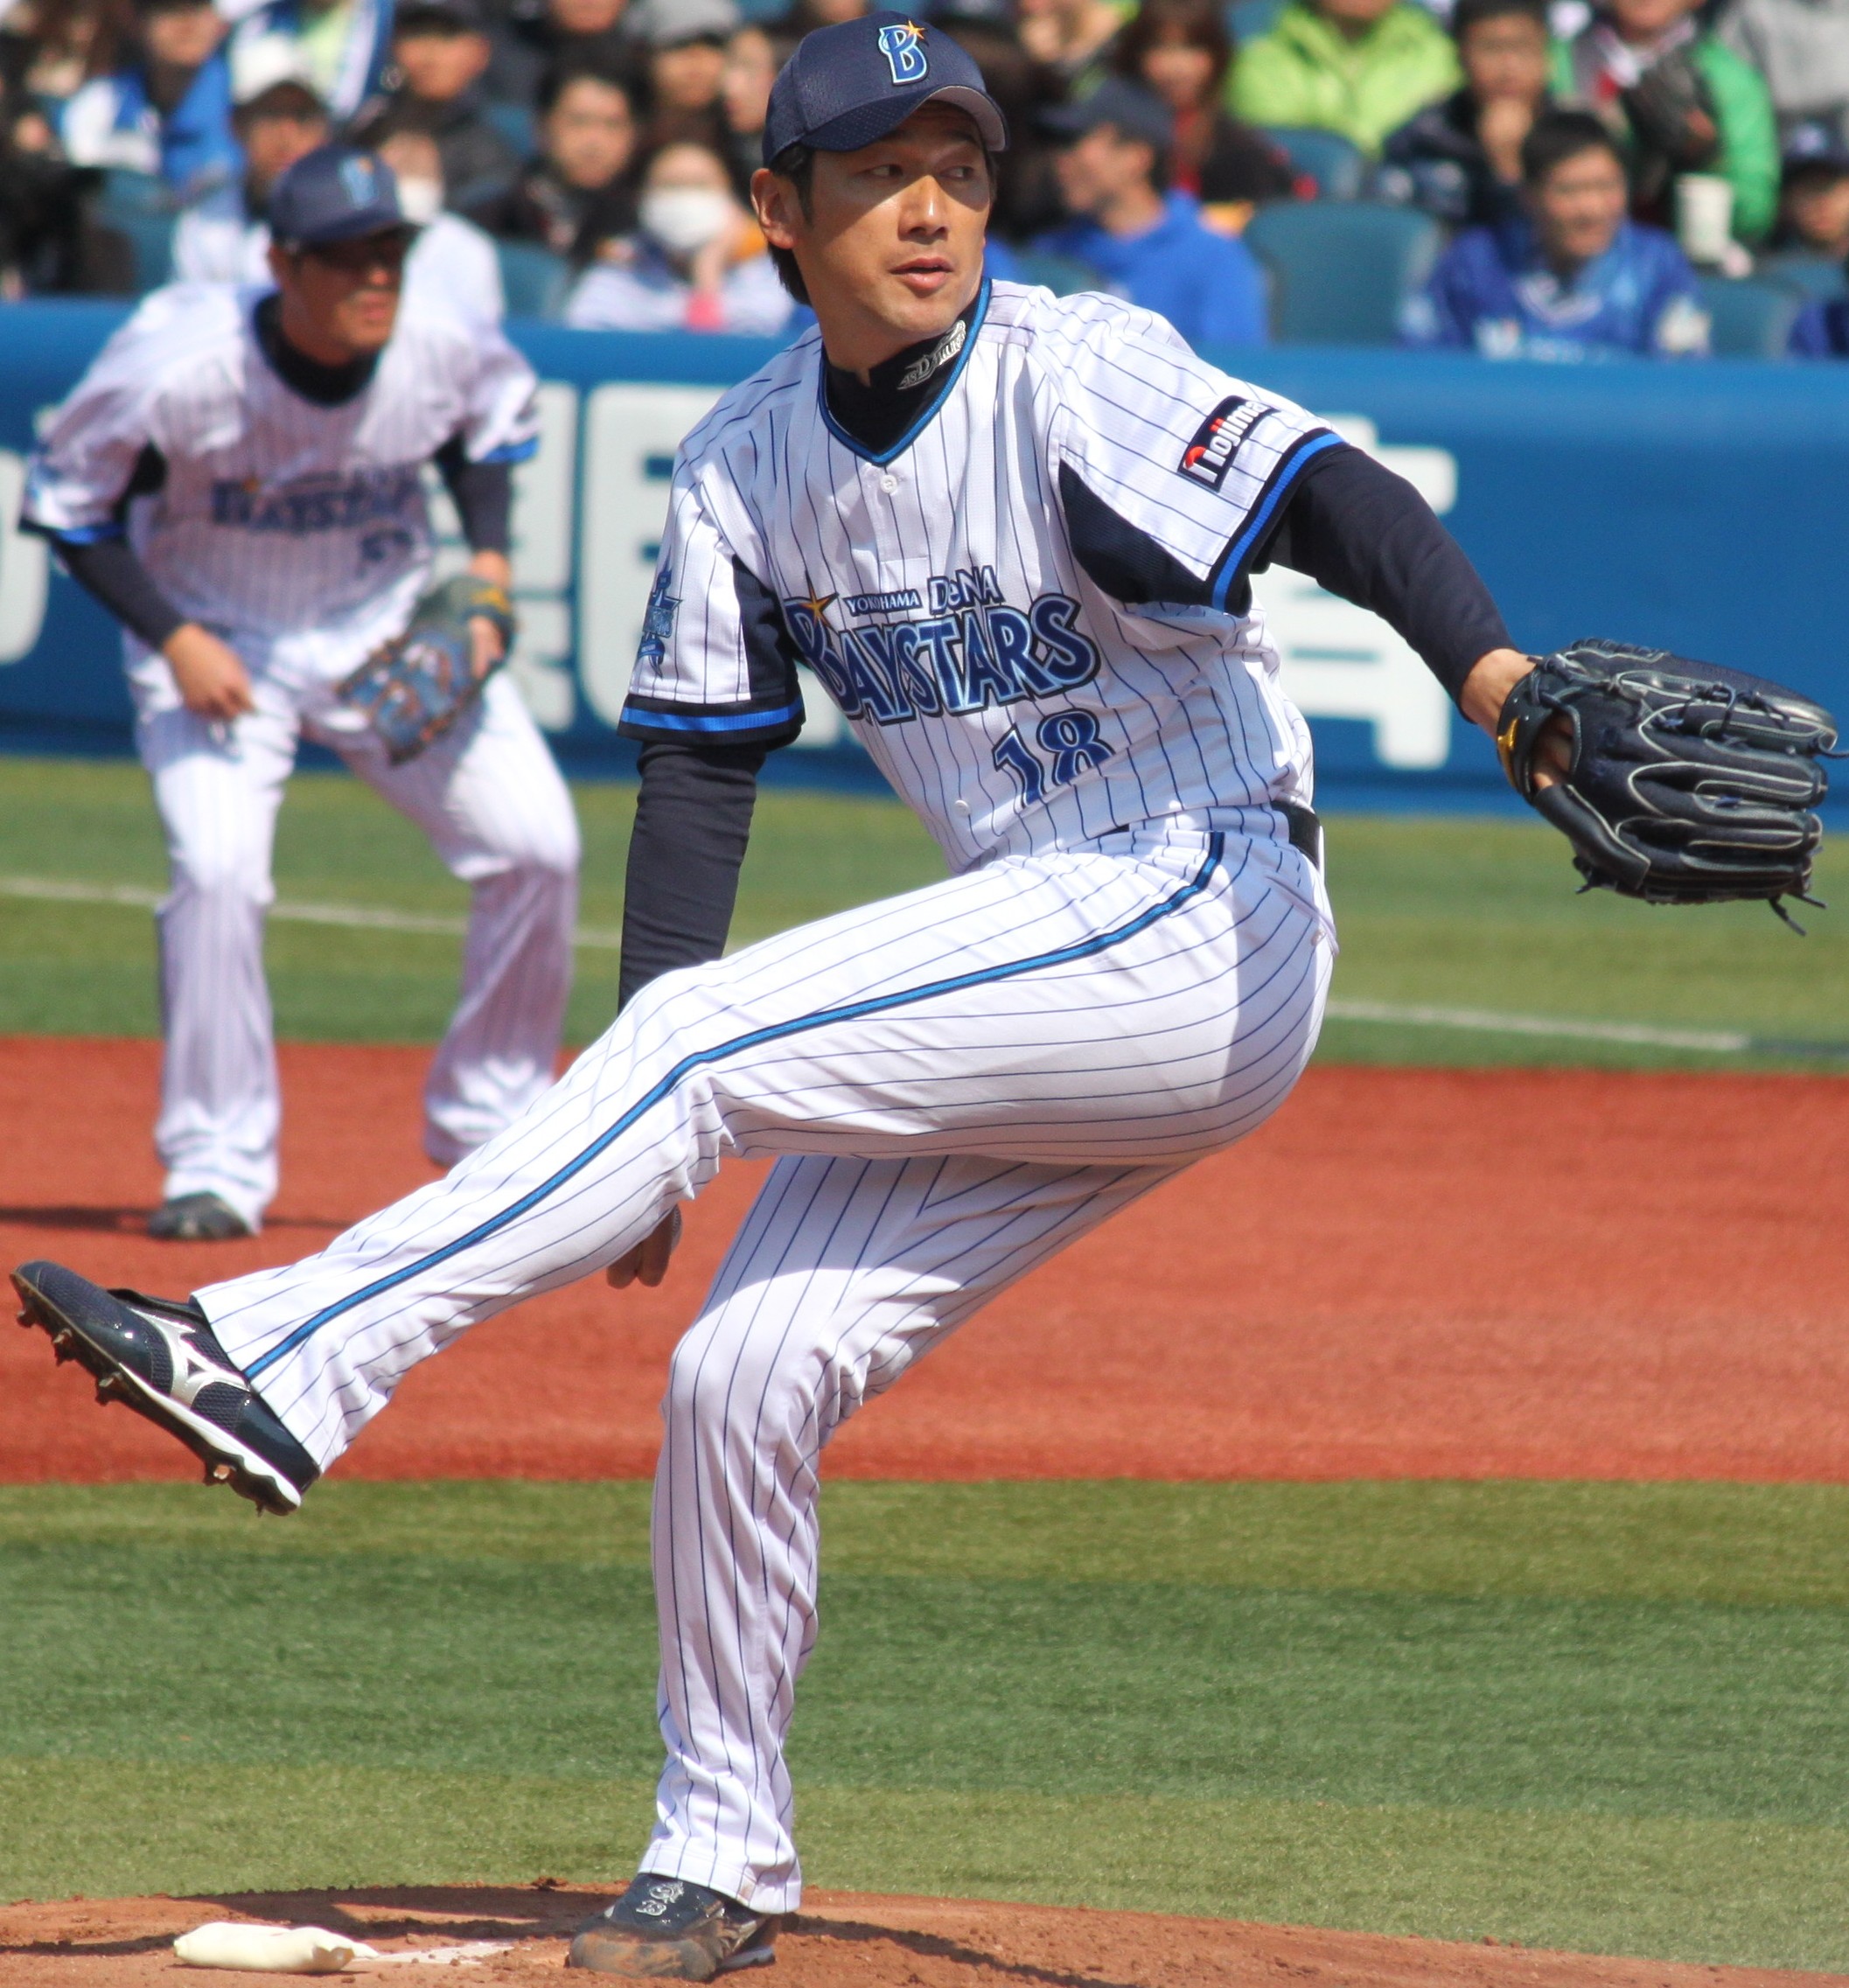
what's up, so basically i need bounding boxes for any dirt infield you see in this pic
[0,1036,1845,1482]
[1,1885,1840,1988]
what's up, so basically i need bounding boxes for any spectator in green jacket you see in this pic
[1555,0,1779,242]
[1228,0,1460,157]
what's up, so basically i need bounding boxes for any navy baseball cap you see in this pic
[762,10,1008,168]
[1783,120,1849,177]
[394,0,487,31]
[1043,76,1175,152]
[269,144,409,248]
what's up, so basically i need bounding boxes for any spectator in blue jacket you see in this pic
[1033,75,1269,347]
[60,0,240,199]
[1790,296,1849,352]
[1402,107,1710,357]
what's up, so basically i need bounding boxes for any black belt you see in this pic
[1279,802,1323,871]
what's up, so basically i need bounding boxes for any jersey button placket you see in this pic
[862,459,905,571]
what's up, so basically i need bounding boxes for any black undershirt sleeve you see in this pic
[1253,444,1511,702]
[50,438,185,649]
[434,435,513,555]
[619,739,766,1008]
[59,534,187,650]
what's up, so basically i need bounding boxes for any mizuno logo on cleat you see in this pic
[141,1314,242,1408]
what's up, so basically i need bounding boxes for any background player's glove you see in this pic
[1497,639,1836,922]
[338,575,517,766]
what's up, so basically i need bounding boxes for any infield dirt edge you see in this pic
[3,1883,1845,1988]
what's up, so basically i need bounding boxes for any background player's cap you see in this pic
[762,10,1007,169]
[269,144,410,248]
[1041,75,1174,152]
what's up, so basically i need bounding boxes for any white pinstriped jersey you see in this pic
[23,283,539,687]
[619,280,1343,870]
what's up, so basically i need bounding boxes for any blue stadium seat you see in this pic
[100,165,171,213]
[485,100,536,160]
[1256,125,1366,200]
[96,170,176,292]
[1227,0,1284,43]
[1698,274,1804,358]
[1756,250,1847,302]
[1007,248,1105,296]
[1243,199,1440,345]
[496,240,572,319]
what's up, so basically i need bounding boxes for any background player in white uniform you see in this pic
[16,21,1559,1978]
[22,145,579,1239]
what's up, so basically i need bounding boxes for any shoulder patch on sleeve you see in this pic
[618,558,805,749]
[637,564,680,672]
[1178,395,1271,492]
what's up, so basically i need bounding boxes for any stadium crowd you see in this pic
[2,0,1848,354]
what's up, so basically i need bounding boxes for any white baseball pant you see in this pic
[137,668,580,1228]
[197,825,1332,1908]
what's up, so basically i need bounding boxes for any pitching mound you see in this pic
[1,1886,1839,1988]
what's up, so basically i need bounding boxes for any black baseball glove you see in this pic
[338,575,517,766]
[1497,639,1836,922]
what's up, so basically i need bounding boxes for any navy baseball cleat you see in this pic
[11,1261,317,1515]
[566,1877,778,1978]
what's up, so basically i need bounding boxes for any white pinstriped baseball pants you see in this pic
[199,826,1332,1911]
[136,670,580,1227]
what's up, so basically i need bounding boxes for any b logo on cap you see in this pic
[877,20,928,83]
[338,156,378,205]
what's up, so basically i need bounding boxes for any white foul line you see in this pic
[0,872,624,950]
[1324,998,1849,1060]
[1323,997,1750,1054]
[1,874,1842,1057]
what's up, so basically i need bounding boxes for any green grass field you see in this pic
[0,756,1843,1070]
[2,1482,1847,1970]
[1,758,1844,1964]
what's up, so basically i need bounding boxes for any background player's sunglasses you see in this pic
[301,228,416,276]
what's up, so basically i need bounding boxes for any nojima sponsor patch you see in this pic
[1178,396,1266,492]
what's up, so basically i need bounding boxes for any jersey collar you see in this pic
[249,292,380,407]
[816,278,990,468]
